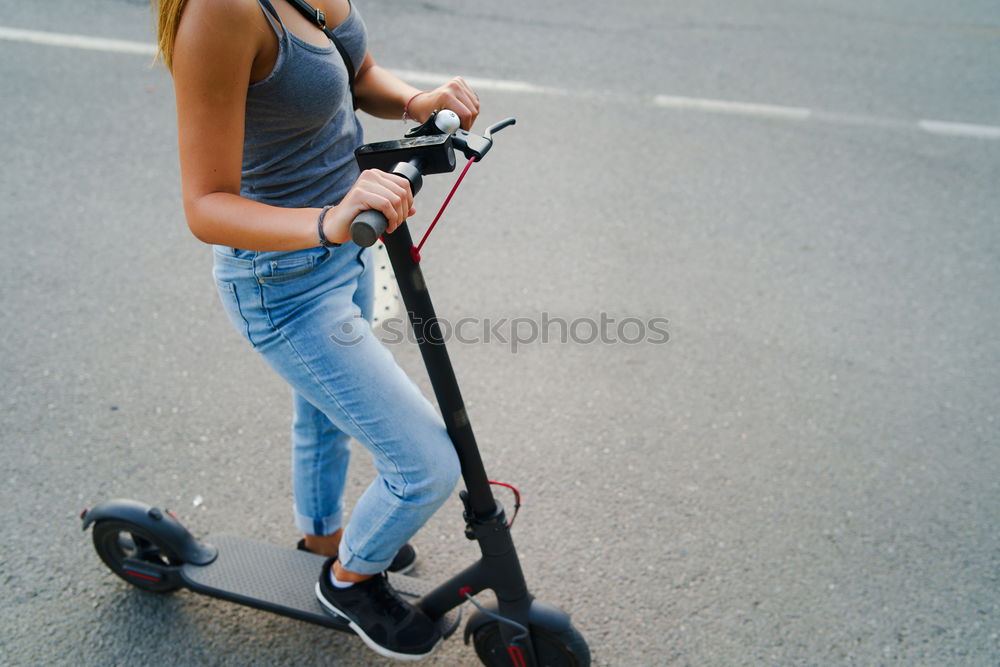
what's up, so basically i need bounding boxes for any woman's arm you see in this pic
[353,53,481,130]
[172,0,413,250]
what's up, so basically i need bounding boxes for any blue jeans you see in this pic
[212,243,461,575]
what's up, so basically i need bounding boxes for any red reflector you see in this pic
[124,570,162,583]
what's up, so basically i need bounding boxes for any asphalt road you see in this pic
[2,1,999,665]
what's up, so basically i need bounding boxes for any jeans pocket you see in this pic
[258,248,330,284]
[216,280,256,347]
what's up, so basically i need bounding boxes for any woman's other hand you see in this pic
[409,77,480,130]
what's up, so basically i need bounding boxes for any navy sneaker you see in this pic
[387,543,417,575]
[296,540,417,575]
[315,557,441,660]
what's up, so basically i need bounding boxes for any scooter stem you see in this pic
[379,224,497,519]
[381,221,540,665]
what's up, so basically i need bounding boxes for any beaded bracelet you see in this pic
[317,205,340,247]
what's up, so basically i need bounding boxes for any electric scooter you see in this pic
[81,112,590,666]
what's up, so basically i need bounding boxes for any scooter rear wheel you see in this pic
[92,520,182,593]
[472,621,590,666]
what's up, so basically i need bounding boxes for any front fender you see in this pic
[81,498,217,565]
[463,599,573,644]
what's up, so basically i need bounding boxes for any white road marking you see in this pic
[917,120,1000,140]
[653,94,812,120]
[2,25,998,140]
[371,242,404,325]
[808,109,914,131]
[0,26,156,55]
[393,69,570,97]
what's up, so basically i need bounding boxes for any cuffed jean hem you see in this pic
[295,506,344,537]
[337,545,395,576]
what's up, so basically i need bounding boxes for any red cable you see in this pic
[507,645,527,667]
[489,480,522,527]
[410,157,476,263]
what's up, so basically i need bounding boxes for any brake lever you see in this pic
[452,117,517,161]
[484,118,517,141]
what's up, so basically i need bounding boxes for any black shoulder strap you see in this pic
[285,0,356,105]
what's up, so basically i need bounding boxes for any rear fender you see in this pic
[81,498,217,565]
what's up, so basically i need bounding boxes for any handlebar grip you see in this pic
[350,209,388,247]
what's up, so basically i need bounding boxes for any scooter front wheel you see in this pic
[472,621,590,667]
[92,520,182,593]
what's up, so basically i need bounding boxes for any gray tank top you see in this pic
[241,0,368,208]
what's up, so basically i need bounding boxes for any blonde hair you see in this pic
[153,0,188,71]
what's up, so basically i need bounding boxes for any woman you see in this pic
[157,0,478,659]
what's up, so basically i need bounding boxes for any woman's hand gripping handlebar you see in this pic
[329,170,415,247]
[347,111,516,247]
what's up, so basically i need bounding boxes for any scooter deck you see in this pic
[180,535,461,638]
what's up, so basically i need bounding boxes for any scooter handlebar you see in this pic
[348,111,515,248]
[350,209,389,248]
